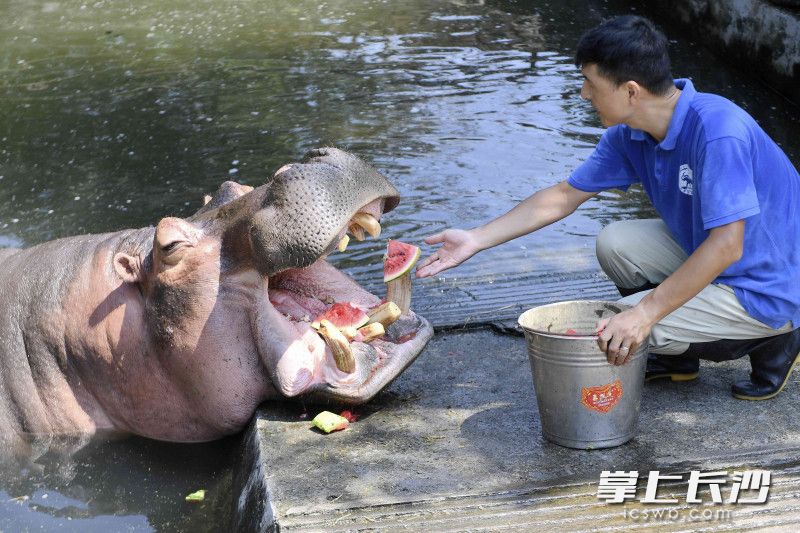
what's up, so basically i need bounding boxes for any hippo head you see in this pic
[111,148,432,409]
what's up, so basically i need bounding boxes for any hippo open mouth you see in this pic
[263,201,431,404]
[188,148,433,405]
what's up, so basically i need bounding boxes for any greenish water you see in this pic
[1,0,798,530]
[1,435,238,531]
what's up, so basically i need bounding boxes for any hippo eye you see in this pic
[161,241,182,254]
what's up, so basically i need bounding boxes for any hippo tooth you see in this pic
[366,301,402,328]
[348,223,365,242]
[351,213,381,238]
[339,326,358,341]
[337,234,350,252]
[386,273,413,314]
[317,319,356,373]
[358,322,385,343]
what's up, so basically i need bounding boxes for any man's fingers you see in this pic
[417,253,438,270]
[415,263,434,278]
[424,232,445,245]
[416,257,445,278]
[598,330,634,366]
[608,338,623,363]
[614,340,634,365]
[619,341,638,365]
[597,336,608,352]
[417,263,443,278]
[597,327,612,352]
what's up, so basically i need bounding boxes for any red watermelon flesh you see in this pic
[312,302,369,330]
[384,240,421,282]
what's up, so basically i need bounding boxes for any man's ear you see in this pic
[113,253,144,283]
[626,80,641,103]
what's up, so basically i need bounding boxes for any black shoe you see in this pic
[732,328,800,401]
[644,337,756,383]
[645,353,700,382]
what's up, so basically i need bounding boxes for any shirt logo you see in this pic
[679,164,693,196]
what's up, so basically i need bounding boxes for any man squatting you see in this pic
[416,15,800,401]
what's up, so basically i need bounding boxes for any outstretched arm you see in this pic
[416,181,598,278]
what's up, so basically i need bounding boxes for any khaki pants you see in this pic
[596,219,792,355]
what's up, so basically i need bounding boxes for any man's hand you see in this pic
[595,306,653,366]
[594,220,745,365]
[416,182,597,279]
[416,229,482,278]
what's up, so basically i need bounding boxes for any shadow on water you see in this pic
[0,434,239,532]
[1,0,799,529]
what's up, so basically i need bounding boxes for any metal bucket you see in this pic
[518,300,648,449]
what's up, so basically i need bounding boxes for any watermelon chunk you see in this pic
[312,411,349,433]
[312,302,369,330]
[384,240,421,282]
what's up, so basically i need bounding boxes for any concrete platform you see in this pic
[233,328,800,531]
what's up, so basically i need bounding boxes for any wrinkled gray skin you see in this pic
[0,148,433,461]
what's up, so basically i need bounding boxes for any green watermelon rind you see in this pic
[383,240,421,283]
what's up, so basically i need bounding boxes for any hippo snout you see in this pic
[249,148,400,276]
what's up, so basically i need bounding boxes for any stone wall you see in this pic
[639,0,800,103]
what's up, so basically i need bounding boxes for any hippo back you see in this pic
[0,248,19,263]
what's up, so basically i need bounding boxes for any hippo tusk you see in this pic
[203,194,212,205]
[348,223,365,242]
[338,322,385,343]
[337,234,350,252]
[386,273,413,314]
[357,322,385,342]
[317,319,356,373]
[351,213,381,238]
[366,301,402,328]
[339,326,358,341]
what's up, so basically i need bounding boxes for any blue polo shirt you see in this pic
[568,78,800,329]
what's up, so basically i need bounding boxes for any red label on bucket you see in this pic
[581,380,623,414]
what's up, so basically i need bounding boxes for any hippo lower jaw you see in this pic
[254,207,433,405]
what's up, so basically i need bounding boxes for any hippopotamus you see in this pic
[0,147,433,460]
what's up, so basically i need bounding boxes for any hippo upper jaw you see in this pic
[248,147,401,277]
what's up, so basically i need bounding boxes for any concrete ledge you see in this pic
[234,329,800,530]
[642,0,800,103]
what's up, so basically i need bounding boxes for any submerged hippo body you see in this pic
[0,148,433,459]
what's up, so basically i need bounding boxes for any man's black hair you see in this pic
[575,15,674,95]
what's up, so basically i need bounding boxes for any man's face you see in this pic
[580,64,631,128]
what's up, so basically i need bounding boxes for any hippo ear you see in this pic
[113,253,144,284]
[191,181,254,218]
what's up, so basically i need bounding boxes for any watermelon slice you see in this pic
[384,240,421,282]
[312,302,369,330]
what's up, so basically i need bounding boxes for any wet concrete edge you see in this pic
[232,418,278,532]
